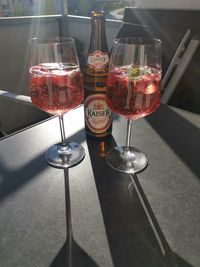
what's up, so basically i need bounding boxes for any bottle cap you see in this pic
[91,10,104,17]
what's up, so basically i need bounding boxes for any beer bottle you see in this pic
[84,10,112,138]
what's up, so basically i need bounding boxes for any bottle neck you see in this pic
[89,17,108,52]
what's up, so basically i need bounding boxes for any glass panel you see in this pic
[0,0,63,17]
[68,0,136,20]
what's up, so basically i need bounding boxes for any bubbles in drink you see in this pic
[29,63,84,115]
[106,66,161,120]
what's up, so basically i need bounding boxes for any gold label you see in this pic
[87,51,109,71]
[85,94,112,134]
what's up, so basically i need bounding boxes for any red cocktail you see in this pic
[106,66,161,120]
[30,63,83,115]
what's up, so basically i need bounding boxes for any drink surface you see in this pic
[106,66,161,120]
[29,63,83,116]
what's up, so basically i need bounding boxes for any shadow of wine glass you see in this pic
[50,167,100,267]
[49,239,100,267]
[50,128,196,267]
[128,174,175,267]
[86,135,195,267]
[128,174,195,267]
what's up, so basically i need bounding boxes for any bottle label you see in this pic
[85,94,112,134]
[87,51,109,71]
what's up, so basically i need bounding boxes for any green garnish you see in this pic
[127,67,140,80]
[127,67,151,80]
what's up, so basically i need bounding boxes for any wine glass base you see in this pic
[106,146,148,174]
[45,142,85,169]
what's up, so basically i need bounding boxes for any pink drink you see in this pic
[29,63,84,116]
[106,66,161,120]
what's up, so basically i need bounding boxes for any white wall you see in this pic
[135,0,200,9]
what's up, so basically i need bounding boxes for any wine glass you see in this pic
[106,38,162,173]
[29,37,85,168]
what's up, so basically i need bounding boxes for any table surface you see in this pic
[0,104,199,267]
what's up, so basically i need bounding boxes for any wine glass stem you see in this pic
[59,115,66,146]
[126,119,132,148]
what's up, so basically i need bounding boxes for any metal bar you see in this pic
[161,29,191,91]
[0,90,33,106]
[161,39,200,104]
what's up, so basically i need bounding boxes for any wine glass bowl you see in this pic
[106,38,162,173]
[30,63,83,115]
[106,64,161,120]
[29,37,85,168]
